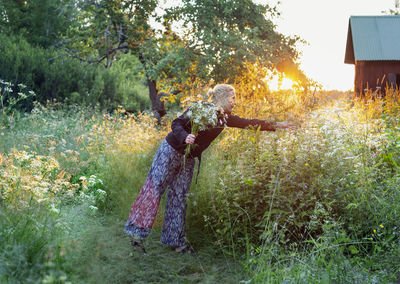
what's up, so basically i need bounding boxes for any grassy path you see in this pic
[68,216,245,283]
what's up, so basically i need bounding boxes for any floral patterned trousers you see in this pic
[124,139,195,247]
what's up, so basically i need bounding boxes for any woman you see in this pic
[124,84,294,253]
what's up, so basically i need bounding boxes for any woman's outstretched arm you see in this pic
[226,114,276,131]
[226,114,296,131]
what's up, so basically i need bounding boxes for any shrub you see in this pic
[0,34,150,112]
[189,97,396,256]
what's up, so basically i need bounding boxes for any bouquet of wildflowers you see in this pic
[186,101,219,134]
[184,101,226,158]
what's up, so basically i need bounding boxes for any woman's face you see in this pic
[215,89,236,113]
[229,92,236,108]
[226,91,236,112]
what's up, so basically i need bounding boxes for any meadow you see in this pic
[1,80,400,283]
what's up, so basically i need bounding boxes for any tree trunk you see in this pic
[138,50,166,123]
[147,78,166,123]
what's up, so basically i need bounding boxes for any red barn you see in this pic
[345,15,400,94]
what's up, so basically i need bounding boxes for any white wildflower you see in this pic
[88,205,98,213]
[49,203,60,214]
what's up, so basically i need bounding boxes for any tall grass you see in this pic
[187,87,400,282]
[0,101,245,283]
[2,84,400,282]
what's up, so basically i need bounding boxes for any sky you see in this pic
[268,0,397,90]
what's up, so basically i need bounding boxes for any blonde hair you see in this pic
[208,84,235,112]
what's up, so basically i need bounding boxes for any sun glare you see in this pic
[267,75,295,91]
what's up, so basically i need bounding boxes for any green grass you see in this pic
[0,198,244,283]
[2,95,400,283]
[0,106,245,283]
[66,217,244,283]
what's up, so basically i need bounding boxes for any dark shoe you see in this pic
[130,238,146,254]
[174,245,194,254]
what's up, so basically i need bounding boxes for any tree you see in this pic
[65,0,304,119]
[65,0,193,119]
[0,0,76,48]
[167,0,300,82]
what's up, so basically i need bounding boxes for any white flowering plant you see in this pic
[186,101,220,134]
[0,79,36,127]
[185,101,227,157]
[78,174,107,213]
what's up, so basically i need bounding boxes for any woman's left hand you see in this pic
[185,134,197,144]
[276,121,297,130]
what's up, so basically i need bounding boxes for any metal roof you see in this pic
[345,15,400,64]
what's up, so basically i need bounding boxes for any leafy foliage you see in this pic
[62,0,306,115]
[0,0,76,48]
[168,0,300,83]
[193,102,385,246]
[0,35,150,111]
[2,89,400,282]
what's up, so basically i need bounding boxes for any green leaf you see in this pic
[345,203,359,209]
[348,245,359,255]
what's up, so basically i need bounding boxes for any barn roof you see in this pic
[345,15,400,64]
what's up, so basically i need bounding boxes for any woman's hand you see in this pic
[185,134,197,144]
[276,121,297,130]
